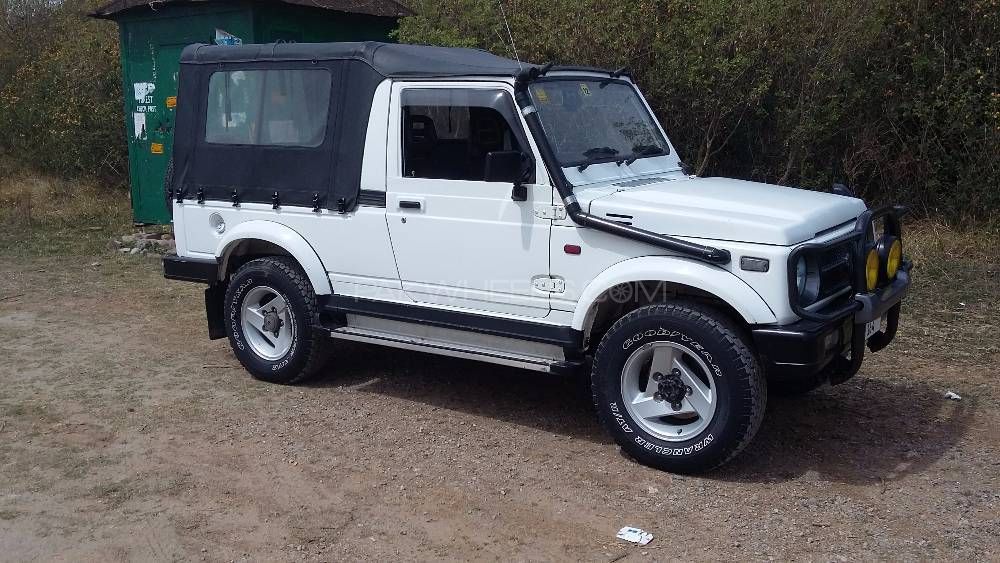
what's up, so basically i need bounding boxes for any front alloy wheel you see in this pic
[620,341,718,442]
[591,301,766,473]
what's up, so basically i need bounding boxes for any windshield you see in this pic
[528,79,670,169]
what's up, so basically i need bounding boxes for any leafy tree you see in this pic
[0,0,995,218]
[400,0,999,217]
[0,0,124,181]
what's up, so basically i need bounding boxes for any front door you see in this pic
[386,84,554,319]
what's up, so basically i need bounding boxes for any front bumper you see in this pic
[753,264,910,383]
[755,204,912,385]
[753,315,853,380]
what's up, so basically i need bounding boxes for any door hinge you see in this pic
[534,205,567,220]
[533,276,566,293]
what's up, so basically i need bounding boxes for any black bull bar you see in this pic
[784,205,912,384]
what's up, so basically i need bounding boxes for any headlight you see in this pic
[795,256,820,304]
[865,247,880,291]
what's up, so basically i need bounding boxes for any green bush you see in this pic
[0,0,125,182]
[399,0,999,218]
[0,0,995,219]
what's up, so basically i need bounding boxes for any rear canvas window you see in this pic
[205,69,331,147]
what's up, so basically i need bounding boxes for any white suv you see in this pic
[163,42,911,473]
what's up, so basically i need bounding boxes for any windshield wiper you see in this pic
[577,147,619,171]
[621,144,666,166]
[599,67,630,88]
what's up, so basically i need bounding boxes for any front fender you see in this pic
[572,256,777,330]
[216,220,332,295]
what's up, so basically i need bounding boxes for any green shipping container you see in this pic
[90,0,411,224]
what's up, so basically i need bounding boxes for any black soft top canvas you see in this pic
[180,41,542,78]
[172,52,385,212]
[170,42,609,212]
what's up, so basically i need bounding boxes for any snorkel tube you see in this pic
[513,65,731,265]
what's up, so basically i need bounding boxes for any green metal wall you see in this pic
[112,2,397,224]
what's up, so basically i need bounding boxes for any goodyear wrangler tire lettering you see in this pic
[634,433,713,456]
[229,278,253,352]
[609,402,634,433]
[223,257,329,385]
[591,301,766,473]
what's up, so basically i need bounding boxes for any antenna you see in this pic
[496,0,522,70]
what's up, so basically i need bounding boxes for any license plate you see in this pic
[865,314,887,339]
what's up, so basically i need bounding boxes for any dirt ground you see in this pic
[0,251,997,562]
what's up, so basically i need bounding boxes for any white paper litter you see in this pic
[944,391,962,401]
[616,526,653,545]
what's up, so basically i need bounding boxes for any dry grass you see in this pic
[894,218,1000,367]
[0,171,133,256]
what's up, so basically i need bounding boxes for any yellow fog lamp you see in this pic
[882,237,902,280]
[865,247,880,292]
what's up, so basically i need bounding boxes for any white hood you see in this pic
[583,176,867,246]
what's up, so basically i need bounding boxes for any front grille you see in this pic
[815,241,854,302]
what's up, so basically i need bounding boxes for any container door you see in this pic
[125,51,154,223]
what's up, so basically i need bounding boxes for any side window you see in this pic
[401,89,527,181]
[205,69,331,147]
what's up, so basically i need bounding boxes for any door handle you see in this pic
[398,200,422,210]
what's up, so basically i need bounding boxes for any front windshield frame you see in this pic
[527,77,672,170]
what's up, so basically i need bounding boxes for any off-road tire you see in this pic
[224,256,329,384]
[591,301,766,473]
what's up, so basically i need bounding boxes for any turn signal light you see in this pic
[865,248,880,291]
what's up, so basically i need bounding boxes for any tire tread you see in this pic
[229,256,329,384]
[591,300,766,472]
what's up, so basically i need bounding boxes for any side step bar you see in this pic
[324,325,583,375]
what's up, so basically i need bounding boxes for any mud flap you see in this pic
[205,283,226,340]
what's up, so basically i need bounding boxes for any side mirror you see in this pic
[484,151,531,201]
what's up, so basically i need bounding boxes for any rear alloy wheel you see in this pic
[224,256,329,384]
[240,286,295,361]
[592,302,766,473]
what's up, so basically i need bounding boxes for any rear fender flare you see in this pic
[216,220,332,295]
